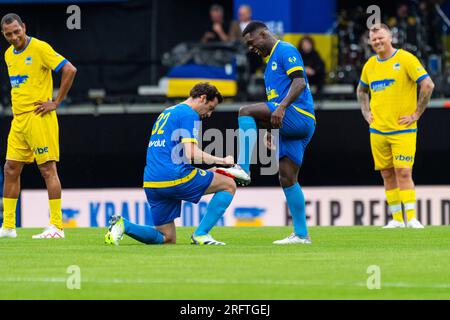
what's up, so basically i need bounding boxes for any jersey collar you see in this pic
[376,49,399,62]
[264,40,280,63]
[13,36,32,55]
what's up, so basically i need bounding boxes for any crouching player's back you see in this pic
[105,83,239,245]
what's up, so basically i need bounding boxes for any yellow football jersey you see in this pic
[4,37,67,115]
[360,49,428,133]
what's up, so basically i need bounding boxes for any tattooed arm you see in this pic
[357,83,373,125]
[399,77,435,126]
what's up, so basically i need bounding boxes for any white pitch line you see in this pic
[1,277,450,289]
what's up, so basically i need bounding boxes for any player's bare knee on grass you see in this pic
[163,235,176,244]
[156,223,177,244]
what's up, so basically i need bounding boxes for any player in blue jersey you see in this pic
[105,83,236,245]
[221,21,316,245]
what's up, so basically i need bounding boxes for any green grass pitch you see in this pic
[0,226,449,299]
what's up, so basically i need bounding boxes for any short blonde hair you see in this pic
[369,23,392,34]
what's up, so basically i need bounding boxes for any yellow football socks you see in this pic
[400,189,416,222]
[2,198,18,229]
[49,199,63,230]
[385,188,403,223]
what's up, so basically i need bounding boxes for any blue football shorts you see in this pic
[144,169,214,226]
[266,102,316,166]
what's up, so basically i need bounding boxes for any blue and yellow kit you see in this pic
[264,40,316,166]
[360,49,429,170]
[4,37,68,164]
[143,103,213,226]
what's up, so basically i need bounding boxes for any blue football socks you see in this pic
[194,191,234,236]
[123,218,164,244]
[237,116,257,174]
[283,183,308,238]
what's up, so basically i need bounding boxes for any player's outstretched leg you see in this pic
[273,157,311,245]
[105,215,165,245]
[191,172,236,245]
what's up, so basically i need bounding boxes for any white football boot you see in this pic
[0,227,17,238]
[383,220,406,229]
[191,234,226,245]
[273,233,312,245]
[216,164,251,186]
[32,225,65,239]
[407,218,425,229]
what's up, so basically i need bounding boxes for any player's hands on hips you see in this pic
[223,155,235,167]
[271,106,285,128]
[365,112,374,125]
[34,100,58,116]
[398,112,419,126]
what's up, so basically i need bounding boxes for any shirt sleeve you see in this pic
[359,62,369,88]
[281,45,304,76]
[405,53,429,83]
[38,41,68,72]
[179,112,200,144]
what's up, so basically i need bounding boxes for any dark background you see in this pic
[0,1,449,189]
[0,0,234,102]
[0,0,424,102]
[0,108,448,189]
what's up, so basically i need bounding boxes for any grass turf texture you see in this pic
[0,226,449,299]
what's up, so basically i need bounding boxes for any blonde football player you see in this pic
[357,24,434,228]
[0,14,77,238]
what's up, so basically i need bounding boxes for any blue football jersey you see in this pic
[264,40,315,117]
[143,103,200,185]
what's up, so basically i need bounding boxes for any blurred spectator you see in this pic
[418,0,442,56]
[387,3,418,49]
[229,4,252,42]
[201,4,230,43]
[229,4,262,74]
[298,36,326,99]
